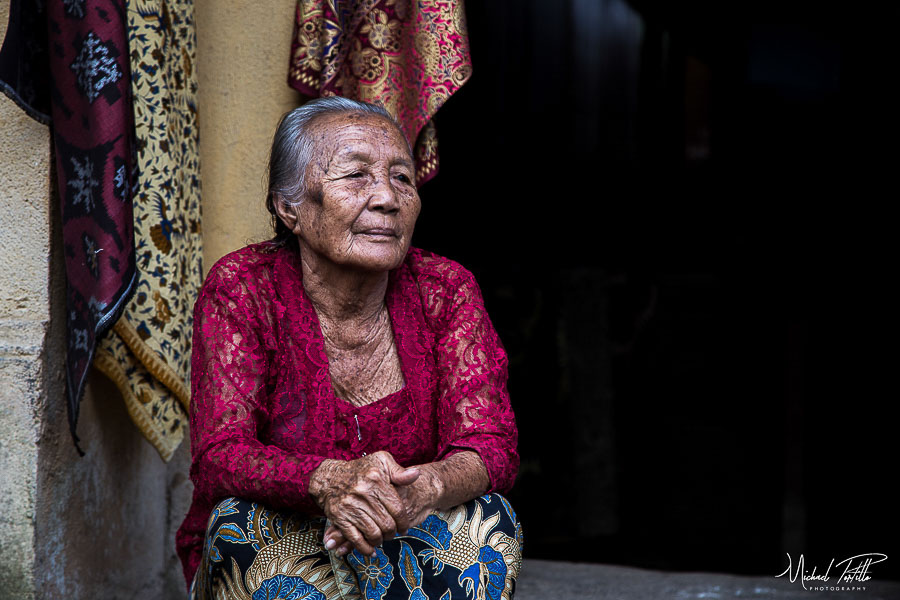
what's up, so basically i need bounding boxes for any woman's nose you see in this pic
[367,175,399,212]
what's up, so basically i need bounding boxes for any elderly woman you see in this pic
[176,97,522,600]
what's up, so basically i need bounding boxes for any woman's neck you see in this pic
[298,245,390,347]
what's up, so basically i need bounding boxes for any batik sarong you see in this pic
[193,494,523,600]
[93,0,202,462]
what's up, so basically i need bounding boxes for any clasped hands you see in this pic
[309,450,443,557]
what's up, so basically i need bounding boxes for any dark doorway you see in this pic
[413,0,898,579]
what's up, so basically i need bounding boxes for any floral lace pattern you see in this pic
[176,243,518,585]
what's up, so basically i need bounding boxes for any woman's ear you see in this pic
[273,194,301,234]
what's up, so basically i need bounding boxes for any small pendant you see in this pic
[354,414,366,456]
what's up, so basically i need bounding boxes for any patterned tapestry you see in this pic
[0,0,50,122]
[47,0,138,450]
[93,0,202,462]
[288,0,472,184]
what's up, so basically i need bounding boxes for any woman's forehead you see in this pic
[312,113,411,159]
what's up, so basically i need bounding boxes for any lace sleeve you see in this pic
[189,265,326,515]
[432,268,519,493]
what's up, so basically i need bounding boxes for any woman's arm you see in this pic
[430,266,519,493]
[189,265,327,514]
[396,450,490,524]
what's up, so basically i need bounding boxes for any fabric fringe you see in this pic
[94,343,181,462]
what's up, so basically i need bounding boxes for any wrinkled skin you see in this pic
[312,452,489,557]
[275,113,490,556]
[276,111,420,276]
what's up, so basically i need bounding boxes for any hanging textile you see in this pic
[288,0,472,184]
[27,0,138,450]
[0,0,50,123]
[93,0,202,461]
[1,0,200,458]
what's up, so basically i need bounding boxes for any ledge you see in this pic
[516,560,900,600]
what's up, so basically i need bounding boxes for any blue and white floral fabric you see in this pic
[193,494,523,600]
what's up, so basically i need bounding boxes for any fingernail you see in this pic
[324,539,336,550]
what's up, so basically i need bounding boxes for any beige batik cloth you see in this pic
[94,0,202,461]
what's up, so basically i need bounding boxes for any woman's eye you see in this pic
[347,171,365,179]
[394,173,412,184]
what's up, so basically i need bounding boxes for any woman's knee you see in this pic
[468,493,524,552]
[204,497,254,536]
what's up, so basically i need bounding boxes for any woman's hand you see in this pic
[319,451,488,556]
[309,451,419,556]
[393,465,443,529]
[323,464,444,556]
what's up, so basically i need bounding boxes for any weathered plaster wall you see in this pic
[30,186,193,597]
[33,372,193,599]
[2,0,302,597]
[195,0,304,270]
[0,21,52,594]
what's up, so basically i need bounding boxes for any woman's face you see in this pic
[283,112,421,273]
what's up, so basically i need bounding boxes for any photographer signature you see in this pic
[776,553,888,590]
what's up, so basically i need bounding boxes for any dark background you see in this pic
[413,0,898,579]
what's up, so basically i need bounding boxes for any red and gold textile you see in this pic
[42,0,138,449]
[288,0,472,184]
[1,0,199,456]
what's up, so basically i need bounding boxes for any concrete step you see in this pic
[515,560,900,600]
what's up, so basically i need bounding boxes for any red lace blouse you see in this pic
[175,243,519,584]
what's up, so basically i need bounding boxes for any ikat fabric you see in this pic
[192,494,522,599]
[288,0,472,184]
[176,243,519,586]
[47,0,138,448]
[93,0,202,462]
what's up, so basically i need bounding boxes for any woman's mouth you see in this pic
[356,227,397,237]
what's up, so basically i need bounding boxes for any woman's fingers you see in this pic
[371,453,421,529]
[375,451,419,486]
[368,480,411,533]
[324,527,363,557]
[390,465,420,486]
[313,452,427,555]
[336,517,376,556]
[332,498,394,553]
[394,463,444,529]
[335,540,353,556]
[323,525,345,551]
[355,506,388,548]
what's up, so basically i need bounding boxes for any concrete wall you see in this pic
[0,0,299,597]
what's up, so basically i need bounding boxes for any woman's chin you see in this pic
[341,248,407,273]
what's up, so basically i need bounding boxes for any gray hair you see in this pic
[265,97,410,247]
